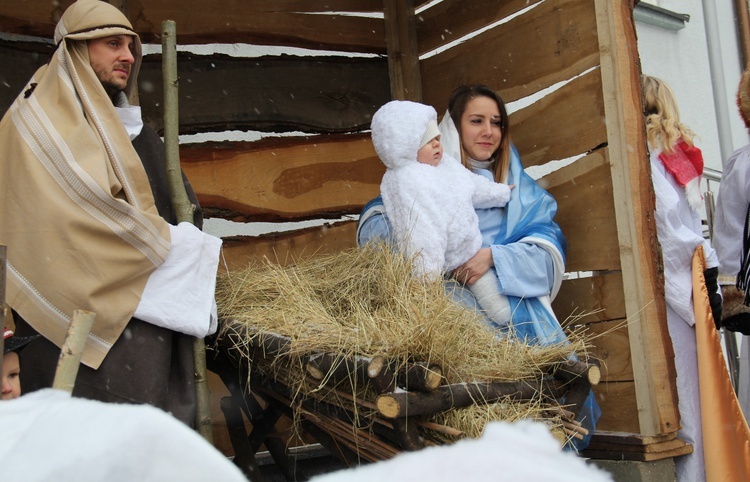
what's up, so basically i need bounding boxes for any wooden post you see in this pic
[161,19,213,443]
[736,0,750,67]
[52,310,95,394]
[594,0,680,436]
[0,245,6,374]
[383,0,422,101]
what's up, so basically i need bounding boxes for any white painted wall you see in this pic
[636,0,749,174]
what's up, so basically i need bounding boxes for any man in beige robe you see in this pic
[0,0,221,425]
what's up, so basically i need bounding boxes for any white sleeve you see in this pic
[134,222,222,337]
[714,147,750,280]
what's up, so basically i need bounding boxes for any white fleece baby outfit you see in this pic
[372,100,513,325]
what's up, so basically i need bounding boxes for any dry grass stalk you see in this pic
[215,244,593,447]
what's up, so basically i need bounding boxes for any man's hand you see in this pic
[451,248,494,286]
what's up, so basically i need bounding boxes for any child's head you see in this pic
[3,328,38,400]
[371,100,442,170]
[417,119,443,166]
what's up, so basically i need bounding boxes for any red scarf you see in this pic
[657,140,704,187]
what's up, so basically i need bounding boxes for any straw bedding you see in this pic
[214,244,589,446]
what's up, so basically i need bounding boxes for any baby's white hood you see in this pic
[371,100,437,170]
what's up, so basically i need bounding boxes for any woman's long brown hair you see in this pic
[447,84,511,183]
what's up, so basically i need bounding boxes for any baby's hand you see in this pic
[509,184,515,190]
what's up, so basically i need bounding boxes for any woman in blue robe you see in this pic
[357,85,600,451]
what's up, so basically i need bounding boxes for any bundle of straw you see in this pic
[214,244,589,454]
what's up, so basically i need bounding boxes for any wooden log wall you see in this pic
[0,0,679,448]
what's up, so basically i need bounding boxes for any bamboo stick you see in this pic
[161,19,212,444]
[52,310,95,393]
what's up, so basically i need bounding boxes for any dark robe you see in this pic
[15,124,202,427]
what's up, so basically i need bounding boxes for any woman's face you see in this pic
[459,96,502,162]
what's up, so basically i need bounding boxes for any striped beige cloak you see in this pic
[0,0,171,368]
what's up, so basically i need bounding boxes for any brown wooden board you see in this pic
[580,319,633,382]
[138,53,390,135]
[416,0,544,56]
[0,1,387,52]
[542,149,620,273]
[511,68,608,170]
[595,0,679,436]
[180,134,383,222]
[0,41,55,117]
[383,0,421,101]
[582,443,691,462]
[587,430,677,446]
[554,273,626,326]
[220,221,358,271]
[421,0,599,114]
[0,41,390,134]
[593,381,640,433]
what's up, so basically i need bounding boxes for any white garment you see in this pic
[712,144,750,424]
[372,101,511,324]
[0,389,246,482]
[135,222,222,337]
[309,420,612,482]
[713,144,750,282]
[650,147,718,482]
[113,91,144,140]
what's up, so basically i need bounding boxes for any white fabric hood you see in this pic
[371,100,438,170]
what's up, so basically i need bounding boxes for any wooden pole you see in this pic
[52,310,95,393]
[736,0,750,67]
[0,246,6,374]
[383,0,422,101]
[161,20,213,443]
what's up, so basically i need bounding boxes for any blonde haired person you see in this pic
[642,75,721,482]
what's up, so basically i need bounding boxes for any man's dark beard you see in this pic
[101,80,124,100]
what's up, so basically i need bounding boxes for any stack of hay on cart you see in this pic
[214,244,600,463]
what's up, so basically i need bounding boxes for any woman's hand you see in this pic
[451,247,494,286]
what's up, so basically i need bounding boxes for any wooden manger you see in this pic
[1,0,688,472]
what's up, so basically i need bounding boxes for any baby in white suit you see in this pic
[372,100,513,325]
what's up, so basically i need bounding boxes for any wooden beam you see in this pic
[0,1,387,52]
[219,221,359,271]
[383,0,422,101]
[594,0,679,436]
[139,53,389,135]
[553,273,627,326]
[511,68,608,170]
[543,150,620,273]
[421,0,599,113]
[580,319,633,382]
[181,135,383,223]
[416,0,543,56]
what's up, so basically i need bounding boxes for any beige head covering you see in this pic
[0,0,170,369]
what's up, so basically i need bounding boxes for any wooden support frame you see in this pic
[594,0,679,436]
[383,0,422,101]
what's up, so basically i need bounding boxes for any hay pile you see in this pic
[215,244,588,446]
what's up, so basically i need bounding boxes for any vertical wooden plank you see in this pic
[595,0,679,436]
[383,0,422,101]
[1,245,6,366]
